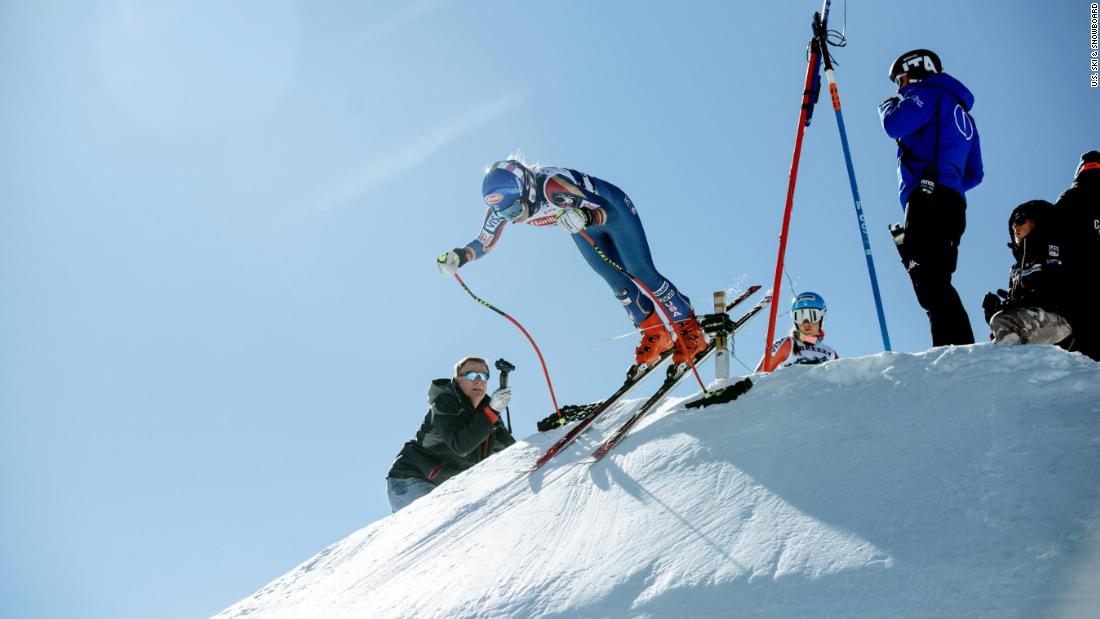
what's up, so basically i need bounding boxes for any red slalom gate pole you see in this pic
[763,37,822,371]
[577,230,707,393]
[453,273,560,417]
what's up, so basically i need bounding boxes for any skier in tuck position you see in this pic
[756,292,839,373]
[435,159,707,370]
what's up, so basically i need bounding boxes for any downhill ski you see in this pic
[529,285,762,472]
[587,291,772,463]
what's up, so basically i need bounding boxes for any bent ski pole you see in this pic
[453,274,560,417]
[576,230,708,393]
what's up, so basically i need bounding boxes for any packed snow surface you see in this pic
[218,345,1100,618]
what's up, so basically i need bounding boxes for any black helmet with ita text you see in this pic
[888,49,942,86]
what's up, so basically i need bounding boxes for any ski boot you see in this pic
[634,312,673,368]
[672,314,708,365]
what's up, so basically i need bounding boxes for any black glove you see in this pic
[982,292,1003,323]
[983,290,1013,322]
[880,96,900,109]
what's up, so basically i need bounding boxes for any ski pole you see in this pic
[495,358,515,433]
[452,274,560,417]
[576,230,708,393]
[813,6,892,351]
[763,26,822,371]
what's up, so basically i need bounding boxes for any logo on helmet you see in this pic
[485,193,505,205]
[889,49,942,85]
[901,55,936,74]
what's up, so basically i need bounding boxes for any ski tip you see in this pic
[741,284,762,296]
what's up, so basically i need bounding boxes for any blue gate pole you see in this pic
[814,8,892,351]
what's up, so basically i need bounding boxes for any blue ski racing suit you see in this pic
[458,166,694,325]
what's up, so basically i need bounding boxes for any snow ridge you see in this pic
[218,345,1100,618]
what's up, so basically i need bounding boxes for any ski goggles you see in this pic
[792,308,823,325]
[459,370,490,382]
[492,198,528,220]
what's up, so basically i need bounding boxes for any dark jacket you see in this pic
[1003,202,1067,314]
[387,379,515,485]
[879,73,984,206]
[1053,166,1099,359]
[1053,168,1099,311]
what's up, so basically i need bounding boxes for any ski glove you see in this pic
[982,289,1010,324]
[982,292,1002,324]
[555,207,591,234]
[435,249,464,277]
[488,387,512,413]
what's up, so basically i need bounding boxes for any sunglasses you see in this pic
[793,308,823,325]
[492,199,528,220]
[459,370,490,382]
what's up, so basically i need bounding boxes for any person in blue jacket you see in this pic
[879,49,984,347]
[435,159,706,370]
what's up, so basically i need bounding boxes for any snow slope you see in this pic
[217,345,1100,618]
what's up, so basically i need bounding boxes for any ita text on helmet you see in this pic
[888,49,942,87]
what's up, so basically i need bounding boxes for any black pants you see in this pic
[898,184,975,346]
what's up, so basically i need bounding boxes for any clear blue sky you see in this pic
[1,1,1095,617]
